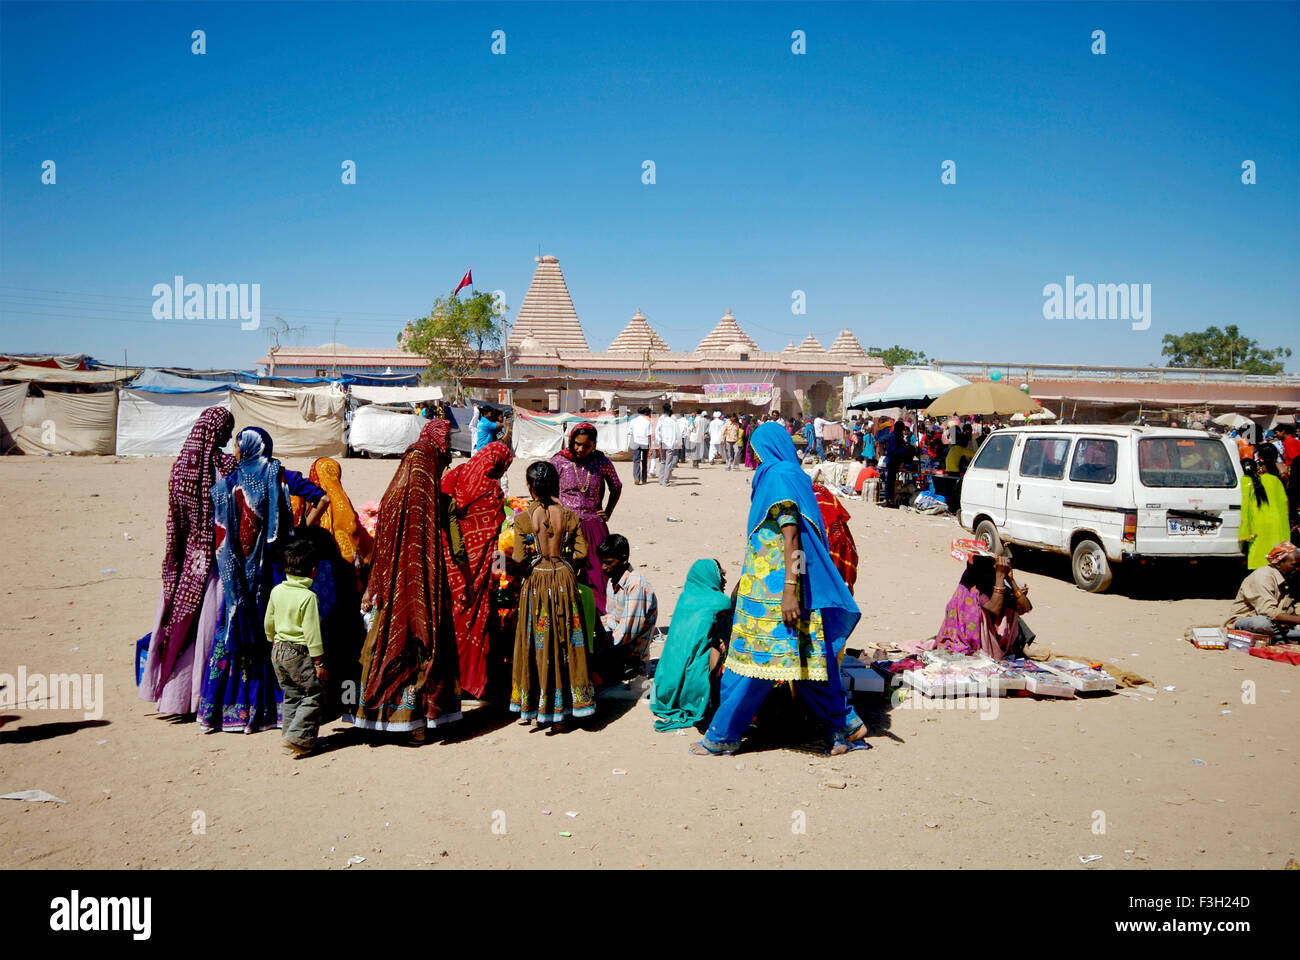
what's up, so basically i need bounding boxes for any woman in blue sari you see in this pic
[198,427,328,733]
[690,422,867,756]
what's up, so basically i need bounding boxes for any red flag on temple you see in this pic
[452,269,473,296]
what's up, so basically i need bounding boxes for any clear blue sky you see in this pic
[2,1,1297,370]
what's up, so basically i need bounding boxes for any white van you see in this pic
[959,425,1243,592]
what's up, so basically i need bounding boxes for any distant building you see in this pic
[261,254,890,416]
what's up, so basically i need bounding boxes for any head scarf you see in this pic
[211,426,290,635]
[650,559,732,732]
[156,407,236,675]
[748,422,861,651]
[557,422,598,461]
[1267,542,1297,567]
[309,456,370,563]
[442,440,513,510]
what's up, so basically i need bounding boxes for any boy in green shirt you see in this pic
[266,539,326,757]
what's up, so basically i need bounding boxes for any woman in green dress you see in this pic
[1241,446,1290,570]
[690,422,868,756]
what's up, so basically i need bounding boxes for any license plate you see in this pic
[1167,518,1217,536]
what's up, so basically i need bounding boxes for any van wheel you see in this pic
[974,520,1001,554]
[1071,539,1113,593]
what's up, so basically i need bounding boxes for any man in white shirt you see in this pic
[675,410,690,464]
[629,407,653,484]
[707,411,725,464]
[689,411,708,467]
[656,404,683,485]
[812,415,831,460]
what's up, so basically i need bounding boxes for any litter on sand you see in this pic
[1,789,67,803]
[1192,759,1207,765]
[565,811,579,818]
[100,569,117,575]
[1079,855,1103,864]
[558,831,572,838]
[611,768,627,775]
[345,856,366,867]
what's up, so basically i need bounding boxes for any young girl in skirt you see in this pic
[508,461,596,731]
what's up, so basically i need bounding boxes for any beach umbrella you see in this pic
[848,369,970,410]
[925,381,1044,417]
[1212,412,1253,429]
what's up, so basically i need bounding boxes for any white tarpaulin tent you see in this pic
[350,384,444,405]
[511,410,634,461]
[348,405,425,456]
[117,388,232,456]
[116,370,234,456]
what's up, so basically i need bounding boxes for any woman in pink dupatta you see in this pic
[905,554,1030,659]
[935,554,1029,658]
[139,407,236,715]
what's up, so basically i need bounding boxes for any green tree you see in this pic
[400,290,505,388]
[868,344,929,369]
[1161,325,1291,375]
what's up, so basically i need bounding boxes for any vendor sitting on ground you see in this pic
[903,550,1034,659]
[1226,541,1300,641]
[595,534,660,678]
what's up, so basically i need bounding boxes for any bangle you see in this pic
[784,578,800,585]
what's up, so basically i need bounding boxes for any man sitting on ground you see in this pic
[595,534,660,678]
[1226,542,1300,641]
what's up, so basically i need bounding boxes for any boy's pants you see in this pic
[272,641,324,749]
[632,443,649,483]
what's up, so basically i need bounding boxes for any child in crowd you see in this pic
[266,538,326,757]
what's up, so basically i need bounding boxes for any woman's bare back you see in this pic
[530,503,566,559]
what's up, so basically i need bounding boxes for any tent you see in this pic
[116,372,234,457]
[0,364,125,454]
[230,386,346,459]
[348,405,425,456]
[511,409,634,460]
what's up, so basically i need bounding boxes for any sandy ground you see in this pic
[1,452,1296,870]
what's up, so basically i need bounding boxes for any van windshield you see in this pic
[1137,438,1237,488]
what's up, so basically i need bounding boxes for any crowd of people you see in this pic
[138,402,1299,760]
[138,406,880,757]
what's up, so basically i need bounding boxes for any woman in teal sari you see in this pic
[690,422,867,756]
[650,559,732,731]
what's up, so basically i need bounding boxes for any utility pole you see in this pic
[500,304,513,407]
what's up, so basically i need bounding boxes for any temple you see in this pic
[261,254,889,416]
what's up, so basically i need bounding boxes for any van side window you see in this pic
[1020,437,1071,480]
[970,433,1016,471]
[1069,438,1118,484]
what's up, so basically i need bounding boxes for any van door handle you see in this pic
[1016,484,1022,499]
[996,482,1004,489]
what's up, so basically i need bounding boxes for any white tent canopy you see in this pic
[350,384,444,405]
[117,388,232,456]
[348,405,424,456]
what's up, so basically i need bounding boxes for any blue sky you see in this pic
[2,1,1297,370]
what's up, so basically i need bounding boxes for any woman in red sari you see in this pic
[347,419,464,740]
[812,481,858,593]
[441,440,514,700]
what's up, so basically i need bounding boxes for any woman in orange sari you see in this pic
[441,441,514,700]
[308,457,374,577]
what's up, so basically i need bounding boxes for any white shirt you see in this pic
[814,416,830,438]
[630,414,653,445]
[656,415,682,448]
[708,418,725,443]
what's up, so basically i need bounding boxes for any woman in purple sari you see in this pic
[742,415,758,468]
[139,407,236,716]
[550,422,622,615]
